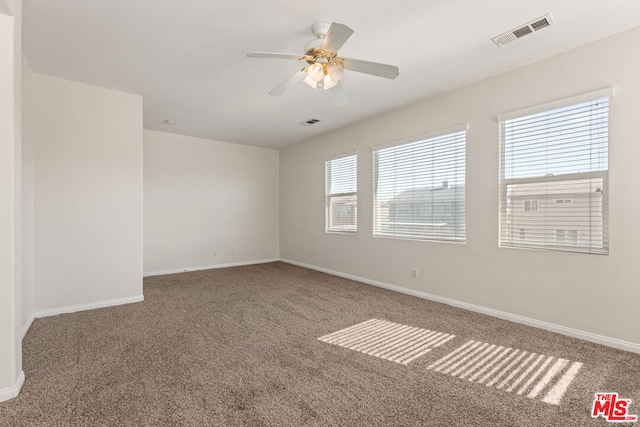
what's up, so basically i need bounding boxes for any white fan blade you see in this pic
[269,69,306,96]
[247,51,307,61]
[342,58,399,79]
[329,82,350,106]
[320,23,354,53]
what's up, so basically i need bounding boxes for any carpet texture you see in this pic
[1,262,639,426]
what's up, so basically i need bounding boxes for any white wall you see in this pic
[0,0,22,402]
[143,130,279,275]
[20,54,33,333]
[280,26,640,349]
[33,74,143,313]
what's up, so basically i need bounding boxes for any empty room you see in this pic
[2,1,640,426]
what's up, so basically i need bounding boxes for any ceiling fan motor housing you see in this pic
[304,48,336,64]
[311,22,331,38]
[305,22,331,51]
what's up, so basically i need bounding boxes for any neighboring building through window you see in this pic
[373,127,466,242]
[325,153,357,233]
[499,90,610,254]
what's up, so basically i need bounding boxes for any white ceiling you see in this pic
[22,0,640,150]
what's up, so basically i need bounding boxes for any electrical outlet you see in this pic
[213,251,216,258]
[304,248,308,256]
[411,268,418,279]
[230,250,236,256]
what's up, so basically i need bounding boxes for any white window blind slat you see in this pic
[499,96,609,254]
[325,153,357,233]
[373,130,466,242]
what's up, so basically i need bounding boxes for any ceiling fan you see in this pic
[247,22,399,106]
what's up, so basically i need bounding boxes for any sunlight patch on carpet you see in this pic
[318,319,456,365]
[427,339,583,405]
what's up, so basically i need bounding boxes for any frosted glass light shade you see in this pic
[323,74,338,90]
[306,63,325,82]
[327,64,344,82]
[302,75,318,89]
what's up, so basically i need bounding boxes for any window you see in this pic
[325,153,357,233]
[523,200,539,212]
[519,228,527,240]
[373,127,466,242]
[555,229,578,245]
[499,90,610,254]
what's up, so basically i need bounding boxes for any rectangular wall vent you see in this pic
[300,118,321,127]
[492,14,554,47]
[530,17,551,31]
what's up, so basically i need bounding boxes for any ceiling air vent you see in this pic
[492,14,554,47]
[300,118,321,127]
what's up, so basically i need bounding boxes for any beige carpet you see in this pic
[1,262,639,426]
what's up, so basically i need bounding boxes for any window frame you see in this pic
[325,152,358,234]
[372,125,467,243]
[498,88,612,254]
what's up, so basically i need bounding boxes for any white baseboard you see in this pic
[143,258,280,278]
[21,315,34,340]
[35,295,144,319]
[281,258,640,354]
[0,371,24,403]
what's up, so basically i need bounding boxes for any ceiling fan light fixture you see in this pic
[247,21,399,105]
[327,63,344,82]
[306,63,324,82]
[322,74,338,90]
[302,75,318,89]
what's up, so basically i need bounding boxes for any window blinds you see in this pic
[373,129,466,242]
[499,95,610,254]
[325,153,357,233]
